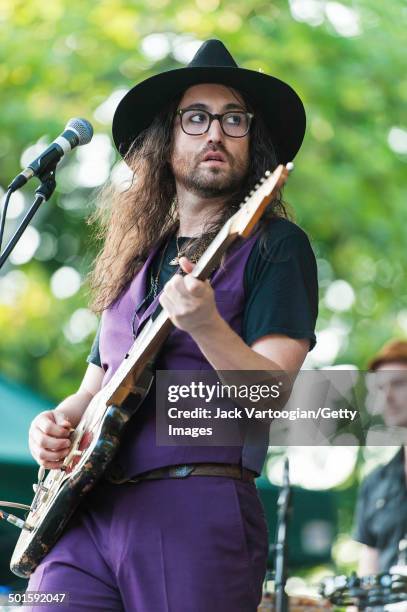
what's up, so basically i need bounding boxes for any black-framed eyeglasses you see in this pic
[176,108,254,138]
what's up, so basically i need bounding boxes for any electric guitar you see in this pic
[10,162,293,578]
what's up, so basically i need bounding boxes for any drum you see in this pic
[258,592,332,611]
[320,572,407,609]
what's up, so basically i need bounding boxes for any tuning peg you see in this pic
[249,190,254,196]
[265,170,271,177]
[260,178,265,183]
[244,196,249,201]
[254,183,260,189]
[286,162,294,172]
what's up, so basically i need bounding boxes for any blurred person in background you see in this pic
[353,339,407,575]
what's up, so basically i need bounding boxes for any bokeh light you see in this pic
[63,307,98,344]
[74,134,114,188]
[324,280,355,312]
[50,266,81,299]
[9,226,40,265]
[267,446,358,490]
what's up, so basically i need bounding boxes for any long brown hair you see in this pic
[87,90,289,313]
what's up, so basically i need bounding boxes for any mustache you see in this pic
[198,144,231,164]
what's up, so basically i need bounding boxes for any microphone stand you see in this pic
[0,167,57,270]
[274,458,292,612]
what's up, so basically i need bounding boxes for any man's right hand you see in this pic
[29,410,73,470]
[28,363,104,470]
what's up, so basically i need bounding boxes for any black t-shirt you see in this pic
[86,217,318,366]
[353,447,407,571]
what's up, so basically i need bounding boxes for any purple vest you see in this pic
[99,231,269,478]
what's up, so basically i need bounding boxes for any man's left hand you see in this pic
[158,256,220,335]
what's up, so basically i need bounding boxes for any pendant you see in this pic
[169,256,180,266]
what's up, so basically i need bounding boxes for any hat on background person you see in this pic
[112,38,306,166]
[368,339,407,371]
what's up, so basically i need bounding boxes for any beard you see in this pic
[171,149,249,198]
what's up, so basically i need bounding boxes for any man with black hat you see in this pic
[27,39,318,611]
[353,339,407,575]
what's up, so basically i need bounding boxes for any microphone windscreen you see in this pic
[65,118,93,145]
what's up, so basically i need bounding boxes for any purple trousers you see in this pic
[26,476,269,611]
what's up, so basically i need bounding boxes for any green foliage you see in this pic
[0,5,405,392]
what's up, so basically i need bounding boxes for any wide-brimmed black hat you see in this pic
[112,39,306,165]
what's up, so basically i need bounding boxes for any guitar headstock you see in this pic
[230,162,294,237]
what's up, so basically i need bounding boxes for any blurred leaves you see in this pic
[0,0,406,400]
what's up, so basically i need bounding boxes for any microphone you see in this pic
[8,118,94,192]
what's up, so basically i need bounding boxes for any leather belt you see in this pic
[105,463,257,485]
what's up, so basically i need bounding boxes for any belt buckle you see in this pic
[170,465,194,478]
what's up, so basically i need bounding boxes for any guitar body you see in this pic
[10,365,154,578]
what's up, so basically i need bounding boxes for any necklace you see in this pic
[131,238,174,339]
[150,232,214,300]
[169,235,188,266]
[151,238,171,299]
[169,233,213,267]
